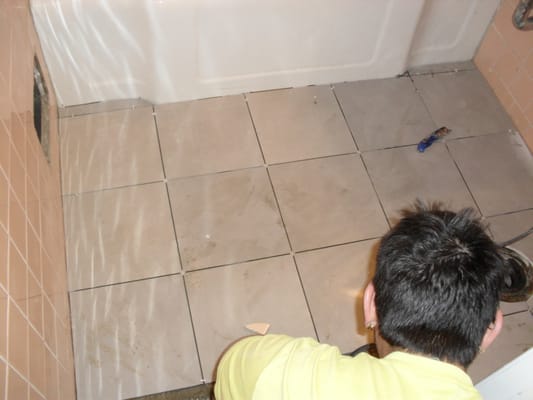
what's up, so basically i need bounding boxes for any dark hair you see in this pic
[373,201,504,368]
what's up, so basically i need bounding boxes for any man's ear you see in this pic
[363,282,378,327]
[480,309,503,352]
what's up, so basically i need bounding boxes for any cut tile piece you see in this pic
[363,144,477,222]
[412,70,514,138]
[156,95,263,179]
[168,167,289,270]
[70,275,201,400]
[487,209,533,315]
[64,182,180,290]
[245,323,271,335]
[296,239,379,353]
[334,77,436,150]
[247,86,356,164]
[468,311,533,384]
[447,133,533,216]
[408,61,476,75]
[186,256,316,381]
[269,154,389,251]
[60,107,163,194]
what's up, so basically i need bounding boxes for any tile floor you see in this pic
[59,65,533,399]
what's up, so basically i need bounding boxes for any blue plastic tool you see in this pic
[417,127,450,152]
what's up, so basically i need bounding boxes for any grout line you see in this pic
[267,151,360,168]
[502,309,531,318]
[330,84,360,152]
[151,106,168,179]
[243,93,267,165]
[244,94,321,342]
[293,236,383,255]
[166,164,266,183]
[151,105,185,273]
[408,70,485,217]
[291,255,321,342]
[0,354,48,400]
[484,206,533,219]
[443,141,484,217]
[62,178,166,197]
[180,253,292,275]
[330,83,390,228]
[181,275,206,383]
[358,155,391,230]
[68,272,184,294]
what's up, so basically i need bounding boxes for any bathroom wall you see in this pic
[0,1,75,398]
[475,0,533,151]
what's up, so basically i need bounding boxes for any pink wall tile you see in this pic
[28,326,46,395]
[475,0,533,151]
[7,367,28,400]
[0,288,6,358]
[8,301,28,378]
[0,1,75,398]
[526,52,533,78]
[9,243,27,314]
[508,68,533,110]
[0,359,5,400]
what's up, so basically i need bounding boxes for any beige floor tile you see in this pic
[363,143,477,223]
[487,210,533,315]
[168,168,289,270]
[269,154,388,251]
[296,239,379,353]
[334,77,436,150]
[70,276,201,400]
[185,255,316,381]
[468,311,533,384]
[247,86,356,164]
[447,133,533,216]
[60,107,163,194]
[156,95,263,179]
[412,70,514,138]
[64,182,180,290]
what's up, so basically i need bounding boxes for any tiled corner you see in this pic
[60,107,164,194]
[64,182,180,290]
[156,95,263,179]
[296,239,379,353]
[168,167,289,270]
[185,256,316,381]
[412,70,514,138]
[447,133,533,216]
[468,310,533,384]
[362,143,477,222]
[247,86,356,164]
[269,154,388,251]
[70,275,201,400]
[487,209,533,315]
[334,77,436,150]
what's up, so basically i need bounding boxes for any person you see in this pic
[214,202,505,399]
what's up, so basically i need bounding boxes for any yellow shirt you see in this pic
[214,334,481,400]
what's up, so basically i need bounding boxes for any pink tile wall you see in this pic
[0,1,76,399]
[475,0,533,151]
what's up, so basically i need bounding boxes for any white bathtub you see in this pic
[31,0,500,107]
